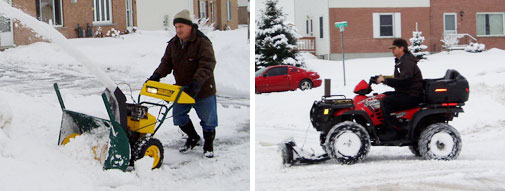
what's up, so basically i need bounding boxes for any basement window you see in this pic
[93,0,113,25]
[476,12,505,37]
[36,0,63,26]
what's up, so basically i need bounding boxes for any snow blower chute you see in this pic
[54,81,195,171]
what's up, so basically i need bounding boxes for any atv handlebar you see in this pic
[369,75,379,85]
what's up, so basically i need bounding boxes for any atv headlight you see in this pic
[147,87,158,94]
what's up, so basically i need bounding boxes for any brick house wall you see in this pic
[11,0,136,46]
[238,5,248,25]
[328,0,505,59]
[429,0,505,52]
[329,7,431,54]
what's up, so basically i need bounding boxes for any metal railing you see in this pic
[297,36,316,54]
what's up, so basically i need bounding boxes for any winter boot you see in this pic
[203,130,215,158]
[178,120,201,153]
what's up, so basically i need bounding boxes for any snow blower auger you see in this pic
[54,80,195,171]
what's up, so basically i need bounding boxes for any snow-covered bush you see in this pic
[409,30,429,59]
[440,34,460,51]
[94,26,103,38]
[195,17,215,35]
[255,0,304,71]
[465,42,486,53]
[106,28,121,38]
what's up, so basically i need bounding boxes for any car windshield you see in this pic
[255,67,268,77]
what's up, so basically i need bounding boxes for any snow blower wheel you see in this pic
[325,122,370,164]
[61,133,80,145]
[418,123,462,160]
[133,136,164,169]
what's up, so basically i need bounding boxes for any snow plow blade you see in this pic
[54,83,130,171]
[279,138,330,166]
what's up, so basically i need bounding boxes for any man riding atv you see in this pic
[376,38,424,140]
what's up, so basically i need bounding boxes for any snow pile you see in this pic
[256,49,505,190]
[134,156,155,177]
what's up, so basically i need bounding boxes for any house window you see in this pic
[199,1,206,19]
[306,18,313,36]
[477,13,505,36]
[319,16,323,38]
[227,0,232,21]
[444,13,457,35]
[380,14,393,37]
[93,0,112,24]
[373,13,401,38]
[36,0,63,26]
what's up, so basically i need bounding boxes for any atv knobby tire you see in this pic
[325,121,370,164]
[418,123,462,160]
[133,136,164,169]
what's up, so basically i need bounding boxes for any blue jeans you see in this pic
[173,95,218,132]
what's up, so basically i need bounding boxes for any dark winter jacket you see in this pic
[154,25,216,99]
[384,53,424,98]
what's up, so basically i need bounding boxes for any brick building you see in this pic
[1,0,136,48]
[328,0,505,60]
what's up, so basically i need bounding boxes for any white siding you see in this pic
[329,0,429,8]
[136,0,193,31]
[294,0,330,57]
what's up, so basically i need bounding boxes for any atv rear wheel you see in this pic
[133,136,164,169]
[418,123,462,160]
[325,121,370,164]
[299,79,313,90]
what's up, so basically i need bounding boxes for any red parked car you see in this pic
[255,65,322,94]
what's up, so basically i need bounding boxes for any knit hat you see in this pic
[173,9,193,26]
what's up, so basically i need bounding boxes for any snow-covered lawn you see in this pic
[256,50,505,190]
[0,22,249,191]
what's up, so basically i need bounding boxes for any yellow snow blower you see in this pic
[54,81,194,171]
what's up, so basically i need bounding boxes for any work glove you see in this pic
[187,80,202,98]
[146,73,161,83]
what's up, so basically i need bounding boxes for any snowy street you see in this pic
[0,21,250,191]
[256,50,505,190]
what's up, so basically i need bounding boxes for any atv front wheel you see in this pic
[325,121,370,164]
[133,136,164,169]
[418,123,462,160]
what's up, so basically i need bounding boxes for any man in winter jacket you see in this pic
[147,9,217,158]
[376,38,424,140]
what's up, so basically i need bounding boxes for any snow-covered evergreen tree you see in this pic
[255,0,304,71]
[409,23,429,59]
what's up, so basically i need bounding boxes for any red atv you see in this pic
[281,69,469,165]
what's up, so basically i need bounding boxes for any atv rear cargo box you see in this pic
[424,69,469,104]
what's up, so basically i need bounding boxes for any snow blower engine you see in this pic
[54,81,194,171]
